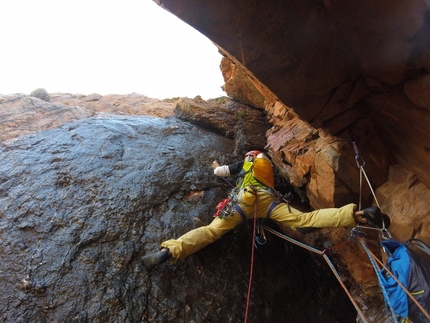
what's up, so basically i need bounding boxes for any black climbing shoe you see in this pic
[382,213,391,229]
[142,249,170,270]
[362,206,391,229]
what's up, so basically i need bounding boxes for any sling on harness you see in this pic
[214,197,232,218]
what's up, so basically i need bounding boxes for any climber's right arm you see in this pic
[213,160,243,177]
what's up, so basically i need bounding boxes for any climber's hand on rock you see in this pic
[212,160,220,169]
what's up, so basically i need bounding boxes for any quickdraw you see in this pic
[255,221,267,247]
[350,133,389,232]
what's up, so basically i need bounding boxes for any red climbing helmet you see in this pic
[244,150,261,160]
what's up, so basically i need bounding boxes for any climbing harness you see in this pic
[214,177,238,219]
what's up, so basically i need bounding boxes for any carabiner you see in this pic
[380,228,392,240]
[255,224,267,246]
[351,226,366,239]
[355,155,366,168]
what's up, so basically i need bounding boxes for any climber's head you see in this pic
[244,150,261,162]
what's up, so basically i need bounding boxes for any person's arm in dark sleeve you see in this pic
[213,160,243,177]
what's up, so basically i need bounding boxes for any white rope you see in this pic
[360,166,380,208]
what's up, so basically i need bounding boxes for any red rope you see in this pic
[321,239,350,255]
[244,201,258,323]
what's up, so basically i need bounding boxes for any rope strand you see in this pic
[261,225,369,323]
[244,200,258,323]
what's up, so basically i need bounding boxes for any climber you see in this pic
[142,150,390,270]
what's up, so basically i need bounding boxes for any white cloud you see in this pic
[0,0,226,99]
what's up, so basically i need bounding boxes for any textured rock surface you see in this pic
[0,93,177,143]
[220,57,266,109]
[155,0,430,192]
[151,2,430,321]
[0,115,227,322]
[155,0,430,237]
[0,94,92,142]
[174,96,269,153]
[50,92,177,118]
[2,0,430,319]
[0,101,359,322]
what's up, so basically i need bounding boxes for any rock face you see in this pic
[0,93,177,143]
[0,94,92,142]
[50,92,177,118]
[174,96,269,153]
[155,1,430,198]
[150,2,430,321]
[155,0,430,188]
[0,115,228,322]
[0,95,360,322]
[2,0,430,319]
[156,0,430,272]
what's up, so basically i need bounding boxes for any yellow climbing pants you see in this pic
[161,190,357,262]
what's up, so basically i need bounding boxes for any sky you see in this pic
[0,0,226,100]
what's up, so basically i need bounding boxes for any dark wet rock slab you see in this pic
[0,116,233,322]
[0,115,356,322]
